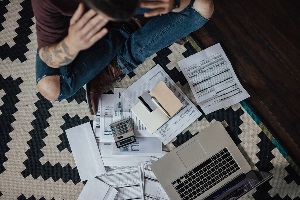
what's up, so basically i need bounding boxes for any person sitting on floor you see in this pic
[32,0,214,114]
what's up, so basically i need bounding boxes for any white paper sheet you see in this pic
[98,167,144,200]
[100,142,164,167]
[114,88,133,113]
[178,43,250,114]
[111,137,162,156]
[121,64,202,144]
[94,94,115,139]
[102,156,162,167]
[78,177,117,200]
[65,122,106,181]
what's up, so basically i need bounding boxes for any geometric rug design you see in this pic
[1,0,300,199]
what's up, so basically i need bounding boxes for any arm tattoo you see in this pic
[41,46,53,65]
[40,40,76,68]
[59,41,74,66]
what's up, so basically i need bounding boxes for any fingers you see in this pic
[85,17,109,41]
[144,8,167,17]
[140,1,168,9]
[89,28,108,44]
[70,3,84,26]
[73,9,97,31]
[140,0,173,17]
[82,15,107,36]
[68,4,109,50]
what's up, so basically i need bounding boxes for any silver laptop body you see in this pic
[151,121,251,200]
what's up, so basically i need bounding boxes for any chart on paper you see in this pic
[178,43,249,114]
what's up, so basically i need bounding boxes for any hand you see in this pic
[140,0,175,17]
[65,3,109,53]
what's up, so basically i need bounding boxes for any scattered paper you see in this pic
[98,167,144,200]
[65,122,106,181]
[100,141,164,167]
[121,64,202,144]
[178,43,249,114]
[111,137,162,156]
[114,88,151,137]
[94,92,152,143]
[95,94,115,140]
[113,88,133,113]
[68,48,248,199]
[78,177,117,200]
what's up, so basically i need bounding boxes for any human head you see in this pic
[84,0,139,21]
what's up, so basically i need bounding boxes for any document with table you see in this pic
[178,43,249,114]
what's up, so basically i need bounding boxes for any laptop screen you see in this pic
[204,170,272,200]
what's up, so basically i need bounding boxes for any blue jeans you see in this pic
[36,0,208,100]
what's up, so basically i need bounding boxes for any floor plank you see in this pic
[192,0,300,165]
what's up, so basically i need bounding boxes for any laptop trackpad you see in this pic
[177,140,206,168]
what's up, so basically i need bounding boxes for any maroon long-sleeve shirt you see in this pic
[31,0,82,49]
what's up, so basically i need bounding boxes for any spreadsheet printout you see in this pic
[178,43,249,114]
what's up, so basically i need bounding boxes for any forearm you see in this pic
[38,37,79,68]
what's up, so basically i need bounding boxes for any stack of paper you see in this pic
[93,88,164,167]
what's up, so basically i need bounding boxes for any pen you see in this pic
[151,96,171,118]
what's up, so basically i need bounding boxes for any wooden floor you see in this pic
[192,0,300,165]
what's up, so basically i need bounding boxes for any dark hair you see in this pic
[85,0,139,21]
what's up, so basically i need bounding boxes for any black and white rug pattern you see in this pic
[1,0,300,199]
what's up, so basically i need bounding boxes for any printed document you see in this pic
[94,94,114,140]
[121,64,202,145]
[111,137,162,156]
[78,177,117,200]
[98,167,144,200]
[178,43,249,114]
[99,141,164,167]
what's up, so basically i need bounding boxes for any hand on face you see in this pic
[66,3,109,53]
[139,0,175,17]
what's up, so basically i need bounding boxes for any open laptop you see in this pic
[150,121,272,200]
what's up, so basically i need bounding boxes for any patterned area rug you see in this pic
[1,0,300,199]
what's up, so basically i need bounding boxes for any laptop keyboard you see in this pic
[172,148,240,200]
